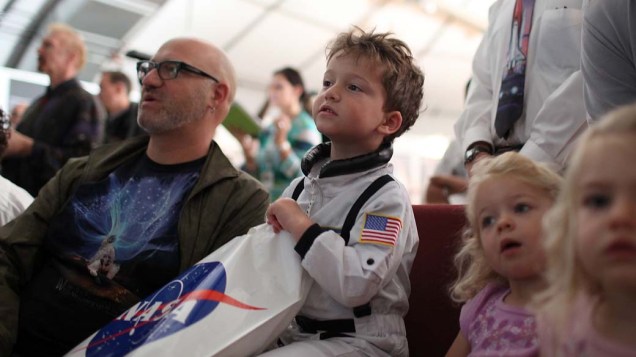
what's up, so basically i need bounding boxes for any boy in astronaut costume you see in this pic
[263,28,424,357]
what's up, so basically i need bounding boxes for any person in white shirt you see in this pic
[582,0,636,121]
[0,108,33,225]
[455,0,588,174]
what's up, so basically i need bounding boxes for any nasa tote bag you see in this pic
[66,224,313,357]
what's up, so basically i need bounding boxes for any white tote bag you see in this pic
[66,224,312,357]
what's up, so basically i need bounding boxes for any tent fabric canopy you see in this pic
[124,0,492,137]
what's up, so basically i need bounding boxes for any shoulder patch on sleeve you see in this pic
[358,213,402,247]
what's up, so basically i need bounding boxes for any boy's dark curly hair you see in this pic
[327,27,425,142]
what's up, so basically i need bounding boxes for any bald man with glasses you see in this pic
[0,38,269,356]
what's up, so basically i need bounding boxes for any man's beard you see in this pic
[138,102,207,134]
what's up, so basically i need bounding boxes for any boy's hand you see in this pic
[266,198,315,241]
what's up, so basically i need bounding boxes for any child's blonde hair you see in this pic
[537,103,636,331]
[450,152,562,303]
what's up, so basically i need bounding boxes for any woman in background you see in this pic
[233,67,321,200]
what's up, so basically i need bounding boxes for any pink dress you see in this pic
[460,283,538,357]
[539,294,636,356]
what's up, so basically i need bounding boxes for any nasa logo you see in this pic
[74,261,265,356]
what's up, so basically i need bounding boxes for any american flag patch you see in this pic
[359,214,402,246]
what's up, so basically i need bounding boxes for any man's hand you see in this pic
[425,174,469,204]
[266,197,314,241]
[464,141,493,177]
[430,175,469,194]
[465,152,492,177]
[3,129,33,157]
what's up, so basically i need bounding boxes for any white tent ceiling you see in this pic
[122,0,494,140]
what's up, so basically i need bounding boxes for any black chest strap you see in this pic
[340,174,394,244]
[290,174,395,323]
[291,179,305,201]
[291,174,394,240]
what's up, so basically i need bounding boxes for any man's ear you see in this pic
[66,49,81,71]
[210,82,230,108]
[378,111,402,136]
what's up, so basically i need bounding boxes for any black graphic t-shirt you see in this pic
[15,153,205,356]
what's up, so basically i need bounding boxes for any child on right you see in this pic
[536,103,636,356]
[446,152,562,356]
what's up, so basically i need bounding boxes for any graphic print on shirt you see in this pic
[87,234,119,280]
[45,155,201,304]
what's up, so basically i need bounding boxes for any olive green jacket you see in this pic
[0,136,269,355]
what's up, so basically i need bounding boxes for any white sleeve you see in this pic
[297,182,415,307]
[454,3,502,154]
[521,70,588,172]
[582,0,636,122]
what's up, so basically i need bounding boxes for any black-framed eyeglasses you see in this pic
[136,60,220,85]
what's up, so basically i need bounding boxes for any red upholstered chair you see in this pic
[406,204,466,357]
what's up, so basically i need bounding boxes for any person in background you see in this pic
[231,67,321,200]
[98,70,145,144]
[425,139,468,204]
[0,108,33,226]
[536,103,636,356]
[0,37,269,356]
[446,152,561,356]
[455,0,587,175]
[262,28,424,357]
[1,23,101,196]
[582,0,636,122]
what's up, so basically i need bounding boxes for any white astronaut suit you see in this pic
[262,143,418,357]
